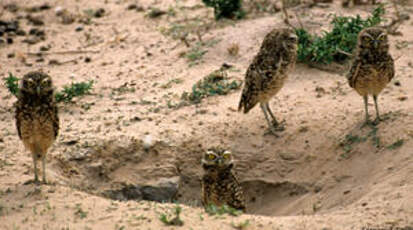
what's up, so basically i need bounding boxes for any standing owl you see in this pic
[238,27,298,135]
[15,71,59,184]
[201,148,246,212]
[347,27,395,124]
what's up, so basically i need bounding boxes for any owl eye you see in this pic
[222,151,231,159]
[363,36,371,41]
[208,154,216,160]
[41,79,49,86]
[378,36,385,41]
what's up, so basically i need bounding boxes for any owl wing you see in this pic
[229,174,246,212]
[52,103,59,138]
[238,54,283,113]
[14,101,22,139]
[346,58,362,89]
[385,55,395,83]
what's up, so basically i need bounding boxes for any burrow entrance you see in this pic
[51,135,347,216]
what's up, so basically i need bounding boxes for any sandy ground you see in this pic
[0,0,413,229]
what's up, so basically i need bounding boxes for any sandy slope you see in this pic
[0,0,412,229]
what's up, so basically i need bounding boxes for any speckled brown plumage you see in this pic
[238,27,297,134]
[347,27,395,123]
[201,148,246,212]
[15,71,59,184]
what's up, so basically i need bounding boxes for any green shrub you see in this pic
[3,73,19,96]
[55,80,94,103]
[296,5,385,64]
[3,73,93,103]
[202,0,245,20]
[181,68,241,104]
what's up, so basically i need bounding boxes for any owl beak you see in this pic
[36,86,41,95]
[217,158,223,166]
[372,40,379,49]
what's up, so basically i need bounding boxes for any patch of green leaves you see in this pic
[74,203,87,219]
[3,73,19,96]
[55,80,94,103]
[340,134,367,153]
[296,5,385,64]
[232,219,250,230]
[204,204,242,216]
[181,68,241,104]
[3,74,93,103]
[386,139,404,150]
[202,0,245,20]
[159,205,184,226]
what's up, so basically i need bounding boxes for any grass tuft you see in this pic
[204,204,243,216]
[159,205,184,226]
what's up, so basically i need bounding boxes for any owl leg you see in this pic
[265,102,285,131]
[363,95,369,124]
[32,154,39,183]
[260,103,278,136]
[373,95,380,122]
[42,156,47,184]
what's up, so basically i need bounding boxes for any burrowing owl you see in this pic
[201,148,246,212]
[347,27,395,124]
[238,28,298,135]
[15,71,59,184]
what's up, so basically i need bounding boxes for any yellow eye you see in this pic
[208,154,216,160]
[41,79,49,86]
[378,36,385,41]
[363,36,371,41]
[223,154,230,159]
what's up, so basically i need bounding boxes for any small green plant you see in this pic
[202,0,245,20]
[159,205,184,226]
[186,44,208,66]
[182,68,241,104]
[54,80,94,103]
[232,219,250,230]
[74,203,87,219]
[296,5,385,64]
[204,204,242,216]
[3,73,19,96]
[386,139,404,150]
[3,74,93,103]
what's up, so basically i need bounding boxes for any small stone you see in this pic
[84,57,91,63]
[94,8,105,18]
[394,80,401,86]
[75,26,83,32]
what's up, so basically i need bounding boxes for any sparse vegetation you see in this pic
[232,219,250,230]
[387,139,404,150]
[3,73,94,103]
[159,205,184,226]
[3,73,19,96]
[202,0,245,20]
[181,67,241,104]
[159,18,212,47]
[74,203,88,219]
[296,5,385,64]
[227,43,240,56]
[204,204,243,216]
[55,80,94,103]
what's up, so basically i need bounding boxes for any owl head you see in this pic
[279,27,298,51]
[357,27,389,52]
[260,27,298,57]
[19,71,54,97]
[202,148,234,173]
